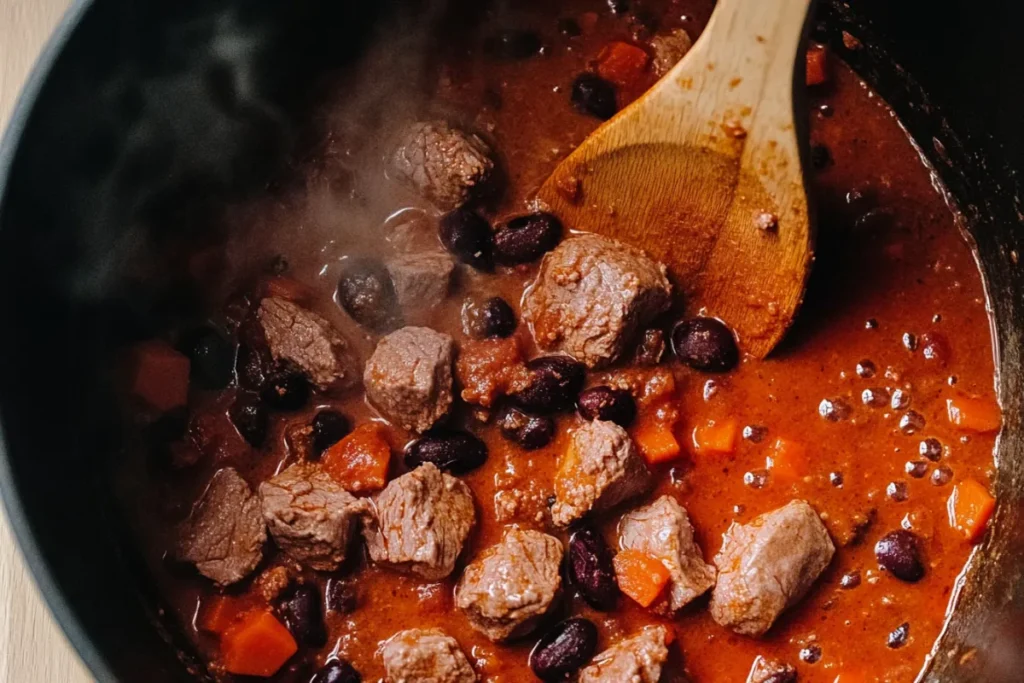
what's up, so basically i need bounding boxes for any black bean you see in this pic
[634,328,665,366]
[875,530,925,582]
[186,327,235,389]
[497,406,555,450]
[230,393,268,447]
[236,343,271,391]
[440,209,494,270]
[887,622,910,649]
[529,618,599,681]
[671,317,740,372]
[326,579,358,614]
[493,213,563,265]
[485,29,542,60]
[919,437,943,461]
[311,658,361,683]
[311,410,350,457]
[577,386,636,426]
[606,0,629,13]
[811,143,832,170]
[511,356,586,414]
[567,524,620,610]
[839,571,861,589]
[279,584,326,647]
[260,371,310,411]
[465,297,517,339]
[405,431,488,474]
[337,258,399,331]
[799,644,822,664]
[571,73,617,120]
[920,332,950,363]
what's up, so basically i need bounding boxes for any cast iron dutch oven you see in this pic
[0,0,1022,681]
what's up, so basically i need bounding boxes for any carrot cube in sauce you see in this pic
[596,41,651,90]
[322,422,391,492]
[198,594,251,635]
[633,415,682,464]
[127,340,190,412]
[613,549,671,608]
[946,396,1002,434]
[221,609,297,677]
[806,43,829,86]
[691,418,739,456]
[947,478,996,543]
[766,437,808,483]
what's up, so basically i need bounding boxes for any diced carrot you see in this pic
[220,609,297,677]
[806,43,829,86]
[946,396,1002,434]
[632,416,681,465]
[947,478,996,543]
[322,423,391,492]
[638,369,676,406]
[691,418,739,456]
[597,41,651,90]
[198,595,251,635]
[264,276,314,303]
[613,549,671,608]
[766,437,808,483]
[128,340,190,412]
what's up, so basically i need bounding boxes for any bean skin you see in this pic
[567,524,620,610]
[671,316,740,372]
[511,356,586,414]
[405,431,488,474]
[529,618,599,681]
[875,530,925,582]
[577,386,637,426]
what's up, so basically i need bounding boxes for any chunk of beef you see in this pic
[579,625,670,683]
[176,467,266,586]
[390,120,497,211]
[710,500,835,636]
[551,420,651,528]
[362,463,475,579]
[259,462,367,571]
[257,297,356,389]
[382,628,477,683]
[619,495,716,613]
[747,656,797,683]
[364,326,455,432]
[651,28,694,76]
[386,252,456,310]
[523,234,672,368]
[455,528,564,641]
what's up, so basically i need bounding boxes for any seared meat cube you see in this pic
[390,120,497,211]
[386,252,456,310]
[364,326,455,433]
[747,656,797,683]
[382,628,477,683]
[455,528,564,641]
[259,462,367,571]
[523,234,672,368]
[651,28,693,76]
[176,467,266,586]
[579,625,670,683]
[257,297,356,389]
[361,463,475,580]
[618,495,716,613]
[710,499,835,636]
[551,420,651,528]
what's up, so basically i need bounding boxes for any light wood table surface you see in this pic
[1,0,93,680]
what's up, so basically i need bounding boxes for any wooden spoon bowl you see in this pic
[538,0,817,358]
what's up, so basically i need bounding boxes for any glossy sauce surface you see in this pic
[117,2,998,681]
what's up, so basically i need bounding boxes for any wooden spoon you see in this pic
[538,0,817,358]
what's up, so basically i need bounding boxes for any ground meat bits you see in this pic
[176,468,266,586]
[390,120,497,211]
[710,500,836,636]
[382,628,477,683]
[456,528,564,641]
[259,463,367,571]
[456,336,528,409]
[618,495,716,613]
[551,420,651,528]
[578,625,670,683]
[257,297,356,389]
[523,234,672,368]
[364,326,455,432]
[361,463,475,580]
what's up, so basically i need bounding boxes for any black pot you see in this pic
[0,1,1021,681]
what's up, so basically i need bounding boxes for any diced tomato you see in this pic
[597,41,651,90]
[691,418,739,456]
[946,396,1001,434]
[947,478,996,543]
[220,609,297,677]
[128,340,190,412]
[766,437,808,483]
[322,423,391,492]
[806,43,829,86]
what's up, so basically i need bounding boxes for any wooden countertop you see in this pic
[1,0,93,680]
